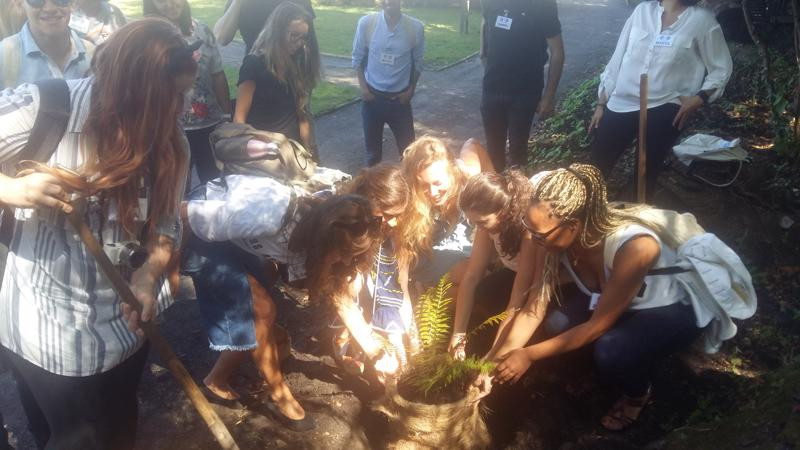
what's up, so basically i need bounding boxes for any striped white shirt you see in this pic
[0,78,185,376]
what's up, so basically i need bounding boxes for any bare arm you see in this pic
[213,0,242,46]
[537,34,565,118]
[233,80,255,123]
[486,234,541,354]
[336,274,383,358]
[458,138,495,175]
[212,71,232,115]
[494,236,661,383]
[449,229,493,353]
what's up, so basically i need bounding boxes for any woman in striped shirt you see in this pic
[0,19,193,449]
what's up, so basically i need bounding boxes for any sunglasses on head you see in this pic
[26,0,72,8]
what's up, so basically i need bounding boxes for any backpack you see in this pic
[606,204,756,353]
[0,79,71,284]
[209,122,317,190]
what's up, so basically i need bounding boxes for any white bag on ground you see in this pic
[672,134,748,166]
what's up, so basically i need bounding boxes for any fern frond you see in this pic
[467,310,510,337]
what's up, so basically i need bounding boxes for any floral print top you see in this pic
[182,19,227,130]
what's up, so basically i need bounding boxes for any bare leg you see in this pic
[204,351,247,400]
[247,274,306,420]
[459,138,496,176]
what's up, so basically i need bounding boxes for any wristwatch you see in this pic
[697,91,709,105]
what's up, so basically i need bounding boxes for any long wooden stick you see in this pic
[637,73,648,203]
[65,210,240,450]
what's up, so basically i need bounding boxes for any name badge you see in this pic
[379,52,396,66]
[495,15,512,30]
[70,15,91,34]
[654,34,674,47]
[589,293,600,310]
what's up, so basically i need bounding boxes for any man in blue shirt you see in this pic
[0,0,93,89]
[352,0,424,166]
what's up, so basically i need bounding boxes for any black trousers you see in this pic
[589,103,682,201]
[480,90,540,171]
[545,294,701,397]
[4,344,149,450]
[361,95,415,166]
[186,126,222,185]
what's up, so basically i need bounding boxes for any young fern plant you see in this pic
[403,274,508,401]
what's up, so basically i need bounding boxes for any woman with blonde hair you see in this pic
[486,164,704,431]
[398,136,493,290]
[234,1,321,159]
[0,19,192,448]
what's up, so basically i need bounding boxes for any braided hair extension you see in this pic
[529,163,664,310]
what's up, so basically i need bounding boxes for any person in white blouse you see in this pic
[588,0,732,200]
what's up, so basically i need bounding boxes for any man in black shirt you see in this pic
[214,0,314,54]
[480,0,564,170]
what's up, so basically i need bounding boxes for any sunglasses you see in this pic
[521,216,571,244]
[26,0,72,8]
[288,31,308,44]
[334,215,382,236]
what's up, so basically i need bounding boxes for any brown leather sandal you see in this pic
[600,386,652,431]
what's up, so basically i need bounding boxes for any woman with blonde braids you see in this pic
[398,136,493,291]
[486,163,703,431]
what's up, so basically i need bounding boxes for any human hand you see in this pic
[361,88,375,102]
[588,104,605,133]
[397,88,414,105]
[672,95,704,130]
[493,348,532,384]
[536,93,556,119]
[448,333,467,361]
[472,372,493,401]
[0,172,72,213]
[122,268,157,338]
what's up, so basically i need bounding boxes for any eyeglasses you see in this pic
[288,31,308,44]
[26,0,72,8]
[521,216,571,244]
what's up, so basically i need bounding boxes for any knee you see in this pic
[593,332,634,375]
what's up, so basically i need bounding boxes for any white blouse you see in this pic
[599,1,733,113]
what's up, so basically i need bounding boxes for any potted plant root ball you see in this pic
[378,275,506,449]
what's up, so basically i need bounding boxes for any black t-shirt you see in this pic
[482,0,561,95]
[239,54,300,140]
[225,0,315,54]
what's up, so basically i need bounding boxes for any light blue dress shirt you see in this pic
[0,23,93,89]
[352,11,425,93]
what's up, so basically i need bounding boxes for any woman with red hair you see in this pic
[0,18,193,449]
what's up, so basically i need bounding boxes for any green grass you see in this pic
[112,1,481,68]
[223,66,359,117]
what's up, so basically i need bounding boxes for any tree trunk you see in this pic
[460,0,470,34]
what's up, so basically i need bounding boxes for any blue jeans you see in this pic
[545,291,701,397]
[361,96,415,166]
[480,90,541,171]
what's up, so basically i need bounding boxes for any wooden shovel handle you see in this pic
[638,73,648,204]
[65,210,240,450]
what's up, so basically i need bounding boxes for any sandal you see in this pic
[600,386,652,431]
